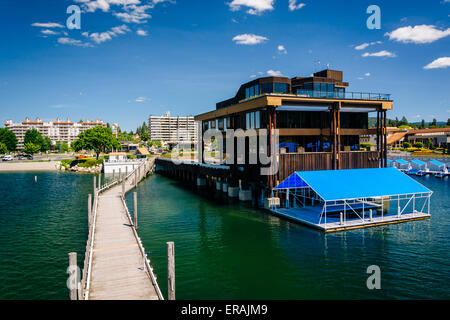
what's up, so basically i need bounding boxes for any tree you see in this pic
[24,129,51,152]
[447,118,450,126]
[24,129,43,145]
[55,141,69,153]
[402,141,411,148]
[414,142,424,149]
[150,140,162,148]
[0,128,18,151]
[420,119,426,129]
[0,142,7,154]
[400,116,408,126]
[431,119,437,127]
[72,126,121,160]
[24,142,41,155]
[41,136,52,152]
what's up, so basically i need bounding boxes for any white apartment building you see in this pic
[148,112,198,144]
[4,117,106,149]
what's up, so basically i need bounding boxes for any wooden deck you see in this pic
[80,158,163,300]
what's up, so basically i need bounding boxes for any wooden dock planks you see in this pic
[88,159,161,300]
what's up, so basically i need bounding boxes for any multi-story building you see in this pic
[148,112,198,144]
[4,117,106,149]
[194,69,393,189]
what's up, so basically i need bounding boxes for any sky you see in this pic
[0,0,449,131]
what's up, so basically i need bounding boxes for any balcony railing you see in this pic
[296,90,391,101]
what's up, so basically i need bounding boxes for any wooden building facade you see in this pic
[194,69,392,193]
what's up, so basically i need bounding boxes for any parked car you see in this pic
[2,155,13,161]
[75,155,87,159]
[18,154,33,160]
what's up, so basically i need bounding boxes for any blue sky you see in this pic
[0,0,449,131]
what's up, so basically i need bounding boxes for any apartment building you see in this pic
[148,112,198,144]
[4,117,106,149]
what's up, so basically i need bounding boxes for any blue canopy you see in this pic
[395,159,408,164]
[274,167,431,201]
[411,159,425,165]
[429,160,444,166]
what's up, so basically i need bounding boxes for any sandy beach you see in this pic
[0,161,60,172]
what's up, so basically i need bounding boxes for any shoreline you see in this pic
[0,161,61,172]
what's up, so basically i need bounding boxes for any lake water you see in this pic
[0,171,449,299]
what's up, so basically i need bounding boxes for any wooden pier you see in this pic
[77,157,164,300]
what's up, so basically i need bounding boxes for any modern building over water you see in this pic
[157,69,432,232]
[4,117,106,149]
[194,69,392,189]
[148,112,198,145]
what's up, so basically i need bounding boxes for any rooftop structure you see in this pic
[4,117,106,149]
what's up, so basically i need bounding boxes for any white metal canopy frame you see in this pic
[271,168,433,228]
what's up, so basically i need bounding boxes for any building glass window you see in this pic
[255,84,259,96]
[261,83,273,94]
[250,86,254,97]
[245,87,250,99]
[246,113,250,129]
[218,118,224,130]
[274,83,288,93]
[255,111,260,129]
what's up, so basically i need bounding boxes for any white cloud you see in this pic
[134,96,150,103]
[354,41,382,50]
[114,4,152,23]
[137,29,148,36]
[57,37,92,47]
[385,25,450,44]
[228,0,274,15]
[232,33,268,45]
[423,57,450,70]
[362,50,396,58]
[41,29,60,35]
[31,22,64,28]
[365,72,371,77]
[82,25,131,44]
[267,70,283,76]
[277,45,287,54]
[288,0,305,11]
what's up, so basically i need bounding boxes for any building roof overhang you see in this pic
[195,94,393,121]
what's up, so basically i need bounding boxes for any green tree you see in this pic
[150,140,162,148]
[0,128,18,151]
[0,142,7,154]
[447,118,450,126]
[400,116,408,126]
[414,142,424,149]
[41,136,52,152]
[431,118,437,127]
[72,126,121,160]
[140,121,149,141]
[402,141,411,148]
[24,142,41,155]
[55,141,69,153]
[420,119,426,129]
[24,129,43,145]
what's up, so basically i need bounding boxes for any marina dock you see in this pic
[78,157,164,300]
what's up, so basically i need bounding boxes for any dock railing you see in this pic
[79,157,159,300]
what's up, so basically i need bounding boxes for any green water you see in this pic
[0,172,92,300]
[0,172,449,299]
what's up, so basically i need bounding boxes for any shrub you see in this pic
[402,142,411,148]
[414,142,424,148]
